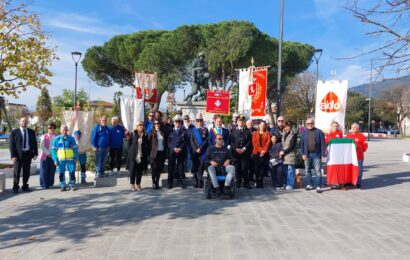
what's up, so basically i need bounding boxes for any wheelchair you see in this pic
[203,165,236,199]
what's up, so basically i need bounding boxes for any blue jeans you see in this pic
[269,163,283,188]
[39,156,56,188]
[59,171,75,188]
[283,164,295,188]
[357,160,364,185]
[95,148,108,175]
[305,153,322,187]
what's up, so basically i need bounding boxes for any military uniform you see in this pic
[230,127,252,188]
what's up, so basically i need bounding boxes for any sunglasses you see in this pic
[174,121,182,123]
[154,122,160,125]
[148,114,154,117]
[277,120,284,122]
[216,138,223,140]
[307,123,313,125]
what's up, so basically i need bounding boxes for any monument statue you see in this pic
[184,51,210,101]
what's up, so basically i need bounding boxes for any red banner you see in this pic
[135,72,157,103]
[251,69,267,118]
[206,90,230,115]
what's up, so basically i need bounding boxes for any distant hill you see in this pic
[349,76,410,98]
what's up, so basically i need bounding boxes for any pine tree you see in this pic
[36,87,53,130]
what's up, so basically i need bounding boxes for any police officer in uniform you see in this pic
[167,115,187,189]
[230,116,252,189]
[189,113,209,188]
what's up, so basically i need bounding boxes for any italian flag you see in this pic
[326,138,359,185]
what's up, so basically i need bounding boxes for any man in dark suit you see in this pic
[230,116,252,189]
[167,115,187,189]
[208,115,230,147]
[9,117,38,193]
[189,113,209,188]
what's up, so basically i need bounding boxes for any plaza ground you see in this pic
[0,138,409,260]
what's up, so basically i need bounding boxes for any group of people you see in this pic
[9,110,368,195]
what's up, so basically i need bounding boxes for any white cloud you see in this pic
[334,64,371,87]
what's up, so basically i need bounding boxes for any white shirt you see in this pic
[20,127,30,151]
[157,132,164,151]
[136,135,143,164]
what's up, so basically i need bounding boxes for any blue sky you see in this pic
[9,0,384,109]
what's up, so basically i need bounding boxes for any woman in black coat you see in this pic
[149,119,168,190]
[127,121,149,191]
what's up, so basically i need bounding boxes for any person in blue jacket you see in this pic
[91,116,110,178]
[109,116,126,175]
[51,125,78,191]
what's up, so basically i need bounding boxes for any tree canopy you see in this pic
[0,0,57,97]
[82,20,315,111]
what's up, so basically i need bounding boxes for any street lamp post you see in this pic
[367,60,373,141]
[276,0,284,119]
[71,51,82,110]
[313,49,322,82]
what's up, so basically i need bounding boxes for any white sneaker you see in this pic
[110,170,114,175]
[305,185,314,190]
[285,185,293,190]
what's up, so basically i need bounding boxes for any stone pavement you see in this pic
[0,139,409,260]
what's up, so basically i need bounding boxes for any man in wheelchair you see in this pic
[205,134,235,196]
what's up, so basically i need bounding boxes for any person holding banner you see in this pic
[279,122,298,190]
[189,113,209,188]
[325,121,343,145]
[252,121,271,188]
[167,115,188,189]
[346,123,368,189]
[127,122,149,192]
[149,119,168,190]
[230,116,252,189]
[91,116,110,178]
[301,118,326,193]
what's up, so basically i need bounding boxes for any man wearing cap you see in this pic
[270,116,286,141]
[209,115,230,148]
[230,116,252,189]
[228,113,239,132]
[167,115,188,189]
[190,113,209,188]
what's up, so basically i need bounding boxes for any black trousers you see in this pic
[254,154,268,187]
[235,154,250,186]
[270,164,283,188]
[109,148,123,171]
[13,151,32,190]
[168,154,184,185]
[129,161,144,185]
[151,151,165,185]
[191,152,205,183]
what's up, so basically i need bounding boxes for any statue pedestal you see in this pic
[176,101,213,123]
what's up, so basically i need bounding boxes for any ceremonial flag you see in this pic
[206,90,230,115]
[315,80,348,132]
[135,72,158,104]
[238,67,268,119]
[120,96,144,132]
[326,138,359,185]
[63,110,94,154]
